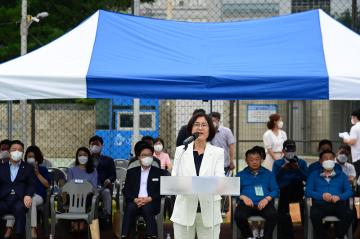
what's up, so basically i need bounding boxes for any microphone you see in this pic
[183,132,199,146]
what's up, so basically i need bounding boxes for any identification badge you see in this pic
[152,178,159,182]
[255,185,264,196]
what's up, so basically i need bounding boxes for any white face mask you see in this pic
[336,154,348,164]
[285,152,296,160]
[27,157,36,165]
[0,151,10,159]
[277,121,284,129]
[154,144,163,152]
[322,160,335,170]
[78,156,88,165]
[141,156,153,167]
[10,151,23,162]
[90,145,101,154]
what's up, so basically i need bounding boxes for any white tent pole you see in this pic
[132,0,141,154]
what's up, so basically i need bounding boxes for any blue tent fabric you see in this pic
[87,10,328,100]
[1,8,360,100]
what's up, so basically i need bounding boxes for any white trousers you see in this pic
[173,213,220,239]
[7,194,44,228]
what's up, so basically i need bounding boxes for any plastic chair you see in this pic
[304,197,353,239]
[127,159,160,170]
[232,198,279,239]
[114,159,129,169]
[50,180,98,239]
[118,195,165,239]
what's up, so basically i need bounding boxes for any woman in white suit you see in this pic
[171,112,224,239]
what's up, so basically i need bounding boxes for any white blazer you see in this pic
[170,142,224,227]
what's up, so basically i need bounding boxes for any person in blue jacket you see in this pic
[235,148,279,239]
[308,139,341,175]
[306,149,353,239]
[273,140,307,239]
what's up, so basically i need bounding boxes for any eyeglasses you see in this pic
[193,123,208,128]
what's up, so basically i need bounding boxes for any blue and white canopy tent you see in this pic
[0,9,359,100]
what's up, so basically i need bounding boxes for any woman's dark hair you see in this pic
[134,141,154,157]
[0,139,11,148]
[25,145,44,164]
[154,138,165,147]
[351,109,360,121]
[186,112,216,142]
[75,147,94,174]
[266,113,281,129]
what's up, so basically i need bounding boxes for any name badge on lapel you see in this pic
[254,185,264,197]
[152,178,159,182]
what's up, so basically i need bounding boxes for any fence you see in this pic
[0,0,359,166]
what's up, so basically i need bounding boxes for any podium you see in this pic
[160,176,240,195]
[160,176,240,238]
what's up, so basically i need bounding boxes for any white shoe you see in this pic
[252,228,259,238]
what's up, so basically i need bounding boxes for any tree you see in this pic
[0,0,153,63]
[336,9,360,34]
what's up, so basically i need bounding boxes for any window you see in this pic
[116,112,156,130]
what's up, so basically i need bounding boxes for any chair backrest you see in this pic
[115,159,129,169]
[116,167,127,183]
[48,168,67,192]
[57,167,69,177]
[61,180,94,214]
[127,159,160,170]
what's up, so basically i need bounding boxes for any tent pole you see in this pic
[20,0,28,146]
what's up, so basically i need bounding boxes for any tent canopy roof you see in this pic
[0,9,360,100]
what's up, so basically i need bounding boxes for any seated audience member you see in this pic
[308,139,341,174]
[0,139,11,163]
[306,150,353,239]
[89,135,116,222]
[129,141,161,168]
[0,140,35,239]
[234,148,279,239]
[273,140,307,239]
[121,143,164,239]
[336,144,356,184]
[67,147,97,232]
[153,138,172,171]
[6,146,50,238]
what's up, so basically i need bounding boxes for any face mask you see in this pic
[78,156,88,165]
[0,151,10,159]
[322,160,335,170]
[213,122,219,129]
[27,157,36,165]
[277,121,284,129]
[154,144,163,152]
[90,145,101,154]
[285,152,296,160]
[10,151,23,162]
[336,154,348,164]
[141,156,153,167]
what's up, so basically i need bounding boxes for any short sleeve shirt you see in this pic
[350,122,360,162]
[263,129,287,152]
[338,162,356,177]
[211,126,236,167]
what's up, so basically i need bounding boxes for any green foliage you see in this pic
[0,0,153,63]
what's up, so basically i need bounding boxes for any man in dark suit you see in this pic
[0,140,35,239]
[121,143,164,239]
[89,135,116,222]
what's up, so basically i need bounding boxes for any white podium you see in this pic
[160,176,240,195]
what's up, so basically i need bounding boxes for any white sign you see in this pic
[247,104,277,123]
